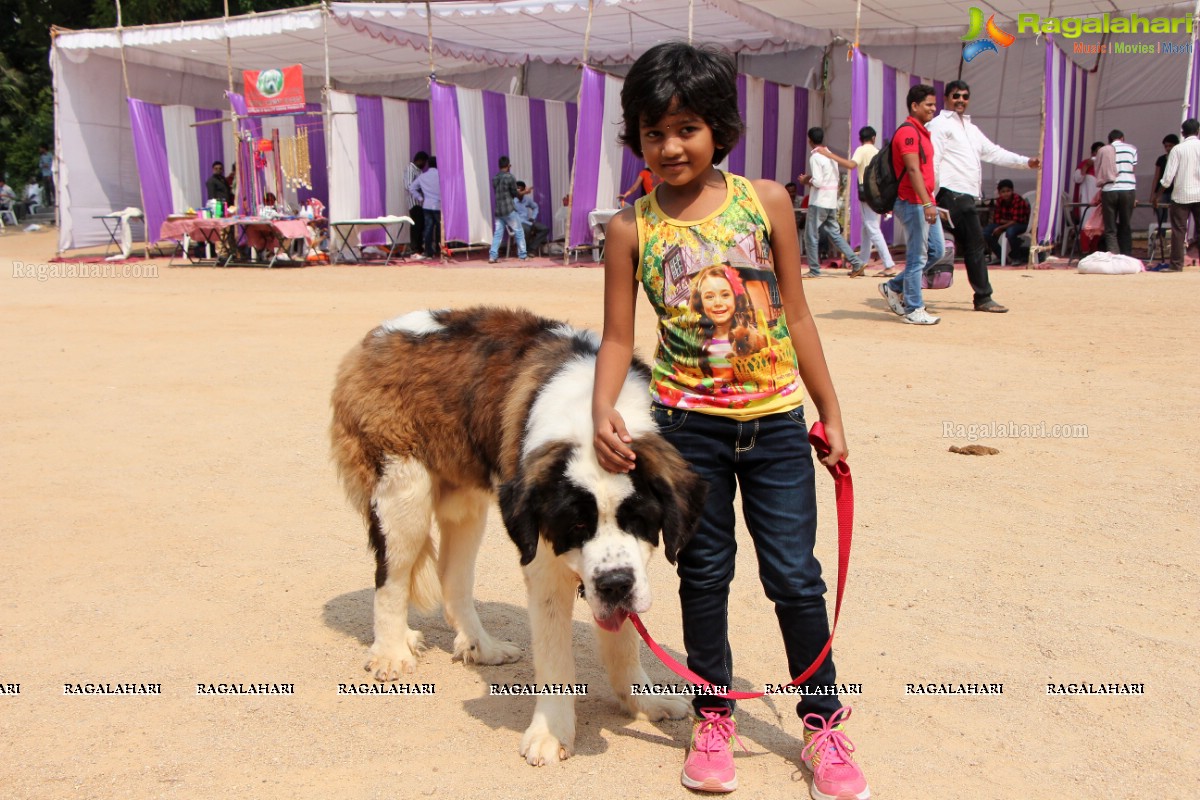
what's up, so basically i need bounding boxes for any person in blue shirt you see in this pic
[515,181,548,256]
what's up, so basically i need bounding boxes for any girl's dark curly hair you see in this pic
[619,42,744,166]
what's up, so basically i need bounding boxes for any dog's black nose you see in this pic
[594,568,634,604]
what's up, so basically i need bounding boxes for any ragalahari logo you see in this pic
[962,7,1016,62]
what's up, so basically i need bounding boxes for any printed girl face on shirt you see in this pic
[698,274,736,332]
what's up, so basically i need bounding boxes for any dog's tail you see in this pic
[409,536,440,613]
[331,412,377,523]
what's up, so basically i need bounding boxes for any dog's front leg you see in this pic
[597,619,691,721]
[518,546,577,766]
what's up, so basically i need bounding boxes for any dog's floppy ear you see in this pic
[498,441,573,566]
[631,435,707,564]
[499,477,540,566]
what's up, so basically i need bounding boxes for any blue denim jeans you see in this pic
[805,205,864,272]
[422,209,441,257]
[652,403,841,721]
[888,198,945,313]
[489,210,526,260]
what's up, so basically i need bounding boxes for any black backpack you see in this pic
[860,121,925,215]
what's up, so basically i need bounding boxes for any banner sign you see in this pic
[243,65,306,116]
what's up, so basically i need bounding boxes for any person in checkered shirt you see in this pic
[982,179,1030,264]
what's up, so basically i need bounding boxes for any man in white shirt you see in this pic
[0,180,18,221]
[928,80,1040,313]
[515,181,548,256]
[1158,117,1200,271]
[407,155,440,259]
[797,127,865,278]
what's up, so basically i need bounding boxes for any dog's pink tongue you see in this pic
[595,608,629,632]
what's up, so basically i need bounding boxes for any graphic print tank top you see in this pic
[634,172,804,419]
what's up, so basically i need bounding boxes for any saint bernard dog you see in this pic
[330,306,706,765]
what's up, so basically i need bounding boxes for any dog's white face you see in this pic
[559,453,657,631]
[498,355,705,630]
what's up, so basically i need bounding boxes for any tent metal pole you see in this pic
[688,0,694,44]
[582,0,594,63]
[424,0,444,257]
[322,1,333,233]
[115,0,151,258]
[564,0,596,266]
[1182,0,1200,120]
[51,28,64,251]
[1029,38,1049,266]
[224,0,234,96]
[425,0,436,77]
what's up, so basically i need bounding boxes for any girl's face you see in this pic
[640,103,717,188]
[698,275,735,327]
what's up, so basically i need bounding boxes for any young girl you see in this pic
[591,43,869,800]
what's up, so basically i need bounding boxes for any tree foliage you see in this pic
[0,0,314,184]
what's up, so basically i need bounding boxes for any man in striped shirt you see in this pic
[1159,117,1200,271]
[1094,130,1138,256]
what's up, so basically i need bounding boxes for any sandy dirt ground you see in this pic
[2,228,1197,800]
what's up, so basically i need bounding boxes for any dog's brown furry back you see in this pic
[331,307,594,521]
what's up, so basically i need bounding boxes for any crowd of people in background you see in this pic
[788,79,1197,324]
[0,145,56,224]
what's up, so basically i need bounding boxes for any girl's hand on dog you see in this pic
[594,408,636,473]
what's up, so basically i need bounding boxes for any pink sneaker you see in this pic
[801,707,870,800]
[681,707,742,792]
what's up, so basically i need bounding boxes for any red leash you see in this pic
[629,420,853,700]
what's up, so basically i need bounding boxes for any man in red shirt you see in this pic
[982,179,1030,264]
[878,84,945,325]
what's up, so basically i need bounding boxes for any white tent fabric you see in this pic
[52,0,1199,251]
[328,89,360,243]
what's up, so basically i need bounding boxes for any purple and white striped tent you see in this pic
[569,66,811,249]
[1036,38,1090,247]
[327,90,431,247]
[430,80,577,247]
[848,49,943,249]
[127,96,327,245]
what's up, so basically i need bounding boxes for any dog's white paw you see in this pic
[520,723,573,766]
[364,630,425,681]
[453,632,522,665]
[623,692,691,721]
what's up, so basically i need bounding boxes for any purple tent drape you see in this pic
[619,150,640,206]
[297,102,328,210]
[126,99,172,244]
[529,98,553,230]
[195,108,225,205]
[727,74,749,176]
[430,81,469,244]
[570,67,606,249]
[791,87,809,188]
[356,95,386,244]
[483,91,509,212]
[849,49,870,249]
[408,101,432,161]
[761,87,779,181]
[1037,37,1089,246]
